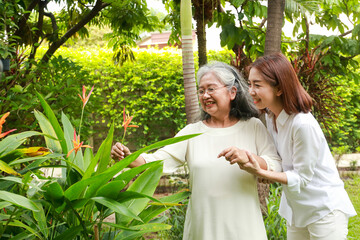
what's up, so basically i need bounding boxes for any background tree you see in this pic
[180,0,201,123]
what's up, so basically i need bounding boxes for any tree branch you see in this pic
[41,0,110,63]
[14,0,40,39]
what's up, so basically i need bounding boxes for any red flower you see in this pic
[66,129,92,157]
[78,85,94,108]
[0,112,16,138]
[122,107,139,133]
[121,107,139,142]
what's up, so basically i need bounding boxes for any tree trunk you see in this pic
[264,0,285,55]
[180,0,201,124]
[194,5,207,67]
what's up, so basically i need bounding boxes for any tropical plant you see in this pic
[0,88,197,239]
[263,183,287,240]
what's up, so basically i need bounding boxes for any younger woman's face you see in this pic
[248,68,280,111]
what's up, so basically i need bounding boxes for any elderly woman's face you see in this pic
[198,72,235,119]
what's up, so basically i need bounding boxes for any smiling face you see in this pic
[198,72,236,120]
[248,67,283,115]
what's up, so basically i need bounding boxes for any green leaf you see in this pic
[0,131,42,157]
[42,181,64,208]
[53,225,83,240]
[8,220,44,240]
[92,196,142,221]
[36,91,67,153]
[0,191,40,212]
[66,134,200,201]
[82,124,114,179]
[34,110,62,153]
[32,202,49,238]
[116,162,163,225]
[115,223,172,240]
[135,190,191,224]
[96,124,114,174]
[0,160,21,176]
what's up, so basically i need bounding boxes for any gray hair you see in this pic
[197,61,259,120]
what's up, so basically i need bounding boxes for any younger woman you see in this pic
[234,53,356,239]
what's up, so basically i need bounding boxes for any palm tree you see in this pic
[180,0,200,124]
[264,0,285,55]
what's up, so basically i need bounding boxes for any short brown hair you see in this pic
[250,53,313,114]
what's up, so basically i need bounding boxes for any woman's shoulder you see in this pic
[176,121,204,136]
[291,112,322,134]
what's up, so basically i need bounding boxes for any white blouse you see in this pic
[142,118,282,240]
[266,110,357,227]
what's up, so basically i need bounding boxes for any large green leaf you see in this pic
[82,124,114,179]
[0,191,40,211]
[135,190,191,224]
[0,160,20,176]
[116,163,163,226]
[62,112,86,171]
[0,131,42,157]
[115,223,172,240]
[34,110,62,153]
[42,181,65,208]
[114,161,161,183]
[8,220,44,240]
[9,153,63,166]
[36,92,67,153]
[95,124,114,174]
[53,225,83,240]
[92,196,142,221]
[96,180,127,199]
[32,202,49,238]
[65,134,199,202]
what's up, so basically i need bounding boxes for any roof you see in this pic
[137,31,197,49]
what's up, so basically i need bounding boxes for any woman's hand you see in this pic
[239,151,262,175]
[111,142,131,160]
[218,146,249,165]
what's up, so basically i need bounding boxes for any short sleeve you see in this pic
[141,123,199,174]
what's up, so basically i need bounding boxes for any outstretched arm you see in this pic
[111,142,145,168]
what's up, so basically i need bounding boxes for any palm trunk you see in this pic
[180,0,200,124]
[264,0,285,55]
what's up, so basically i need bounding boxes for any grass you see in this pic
[344,175,360,239]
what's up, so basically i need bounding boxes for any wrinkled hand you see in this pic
[111,142,131,160]
[218,146,249,165]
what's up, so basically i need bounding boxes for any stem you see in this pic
[65,198,89,240]
[79,107,85,138]
[0,206,18,237]
[121,129,126,143]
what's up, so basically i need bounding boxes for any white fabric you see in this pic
[287,210,349,240]
[266,110,357,227]
[142,118,281,240]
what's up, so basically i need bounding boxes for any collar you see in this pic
[276,109,290,127]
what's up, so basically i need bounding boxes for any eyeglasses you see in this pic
[197,86,227,96]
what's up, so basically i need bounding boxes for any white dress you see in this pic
[142,118,282,240]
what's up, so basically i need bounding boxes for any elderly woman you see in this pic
[111,61,281,240]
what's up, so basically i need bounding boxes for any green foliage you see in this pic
[0,93,195,239]
[344,175,360,239]
[0,0,20,59]
[263,183,287,240]
[42,47,232,150]
[158,198,188,240]
[1,54,96,146]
